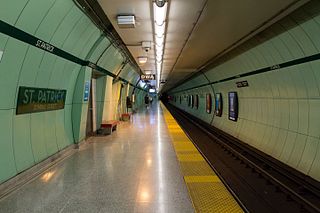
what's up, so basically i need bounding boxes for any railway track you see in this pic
[165,103,320,213]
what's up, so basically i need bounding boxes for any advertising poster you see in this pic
[228,92,238,121]
[215,93,222,117]
[191,95,194,108]
[206,94,212,114]
[195,95,199,109]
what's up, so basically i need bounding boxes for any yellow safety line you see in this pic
[161,103,244,213]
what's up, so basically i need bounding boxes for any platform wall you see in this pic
[0,0,142,184]
[169,0,320,181]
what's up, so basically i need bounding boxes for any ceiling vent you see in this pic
[117,15,135,28]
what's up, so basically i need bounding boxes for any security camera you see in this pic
[144,47,150,52]
[142,41,151,53]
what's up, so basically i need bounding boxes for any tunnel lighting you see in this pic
[153,1,168,89]
[138,56,148,64]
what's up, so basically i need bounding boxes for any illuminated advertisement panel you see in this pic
[191,95,194,108]
[195,95,199,109]
[228,92,238,121]
[215,93,222,117]
[206,94,212,114]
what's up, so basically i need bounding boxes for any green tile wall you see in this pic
[169,0,320,181]
[0,0,142,184]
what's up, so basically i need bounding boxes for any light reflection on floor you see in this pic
[0,101,194,213]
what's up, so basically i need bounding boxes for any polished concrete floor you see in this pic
[0,102,194,213]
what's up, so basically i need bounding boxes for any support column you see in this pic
[72,66,92,143]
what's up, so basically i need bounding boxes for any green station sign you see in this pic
[16,86,67,115]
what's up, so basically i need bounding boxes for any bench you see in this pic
[121,112,132,121]
[98,120,119,135]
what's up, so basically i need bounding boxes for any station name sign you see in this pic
[141,74,156,80]
[16,86,67,115]
[236,80,249,88]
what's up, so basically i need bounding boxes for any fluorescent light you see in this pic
[157,62,162,70]
[157,62,161,89]
[156,49,163,56]
[155,36,164,46]
[138,56,148,64]
[153,2,167,26]
[153,1,168,91]
[155,24,165,36]
[155,43,164,49]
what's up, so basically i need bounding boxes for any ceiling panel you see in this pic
[161,0,308,91]
[174,0,302,70]
[98,0,155,77]
[98,0,308,92]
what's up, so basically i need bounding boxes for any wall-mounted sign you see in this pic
[190,95,194,108]
[0,50,3,62]
[141,74,156,80]
[16,86,66,115]
[84,80,90,101]
[206,94,212,114]
[195,95,199,109]
[36,39,54,52]
[215,93,222,117]
[228,92,238,121]
[236,80,249,88]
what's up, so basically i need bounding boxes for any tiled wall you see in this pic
[169,0,320,181]
[0,0,141,183]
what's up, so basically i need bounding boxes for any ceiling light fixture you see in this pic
[138,56,148,64]
[156,55,163,61]
[153,0,168,89]
[155,24,165,36]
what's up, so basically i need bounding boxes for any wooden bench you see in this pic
[99,120,119,135]
[121,112,132,121]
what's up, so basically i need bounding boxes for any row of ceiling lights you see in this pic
[153,0,168,89]
[117,1,168,90]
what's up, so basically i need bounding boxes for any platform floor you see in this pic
[0,102,194,213]
[0,102,244,213]
[161,104,243,213]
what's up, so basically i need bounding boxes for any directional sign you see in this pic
[83,80,90,101]
[141,74,155,80]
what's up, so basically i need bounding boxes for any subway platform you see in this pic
[0,102,242,213]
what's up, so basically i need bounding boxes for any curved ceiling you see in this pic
[98,0,309,92]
